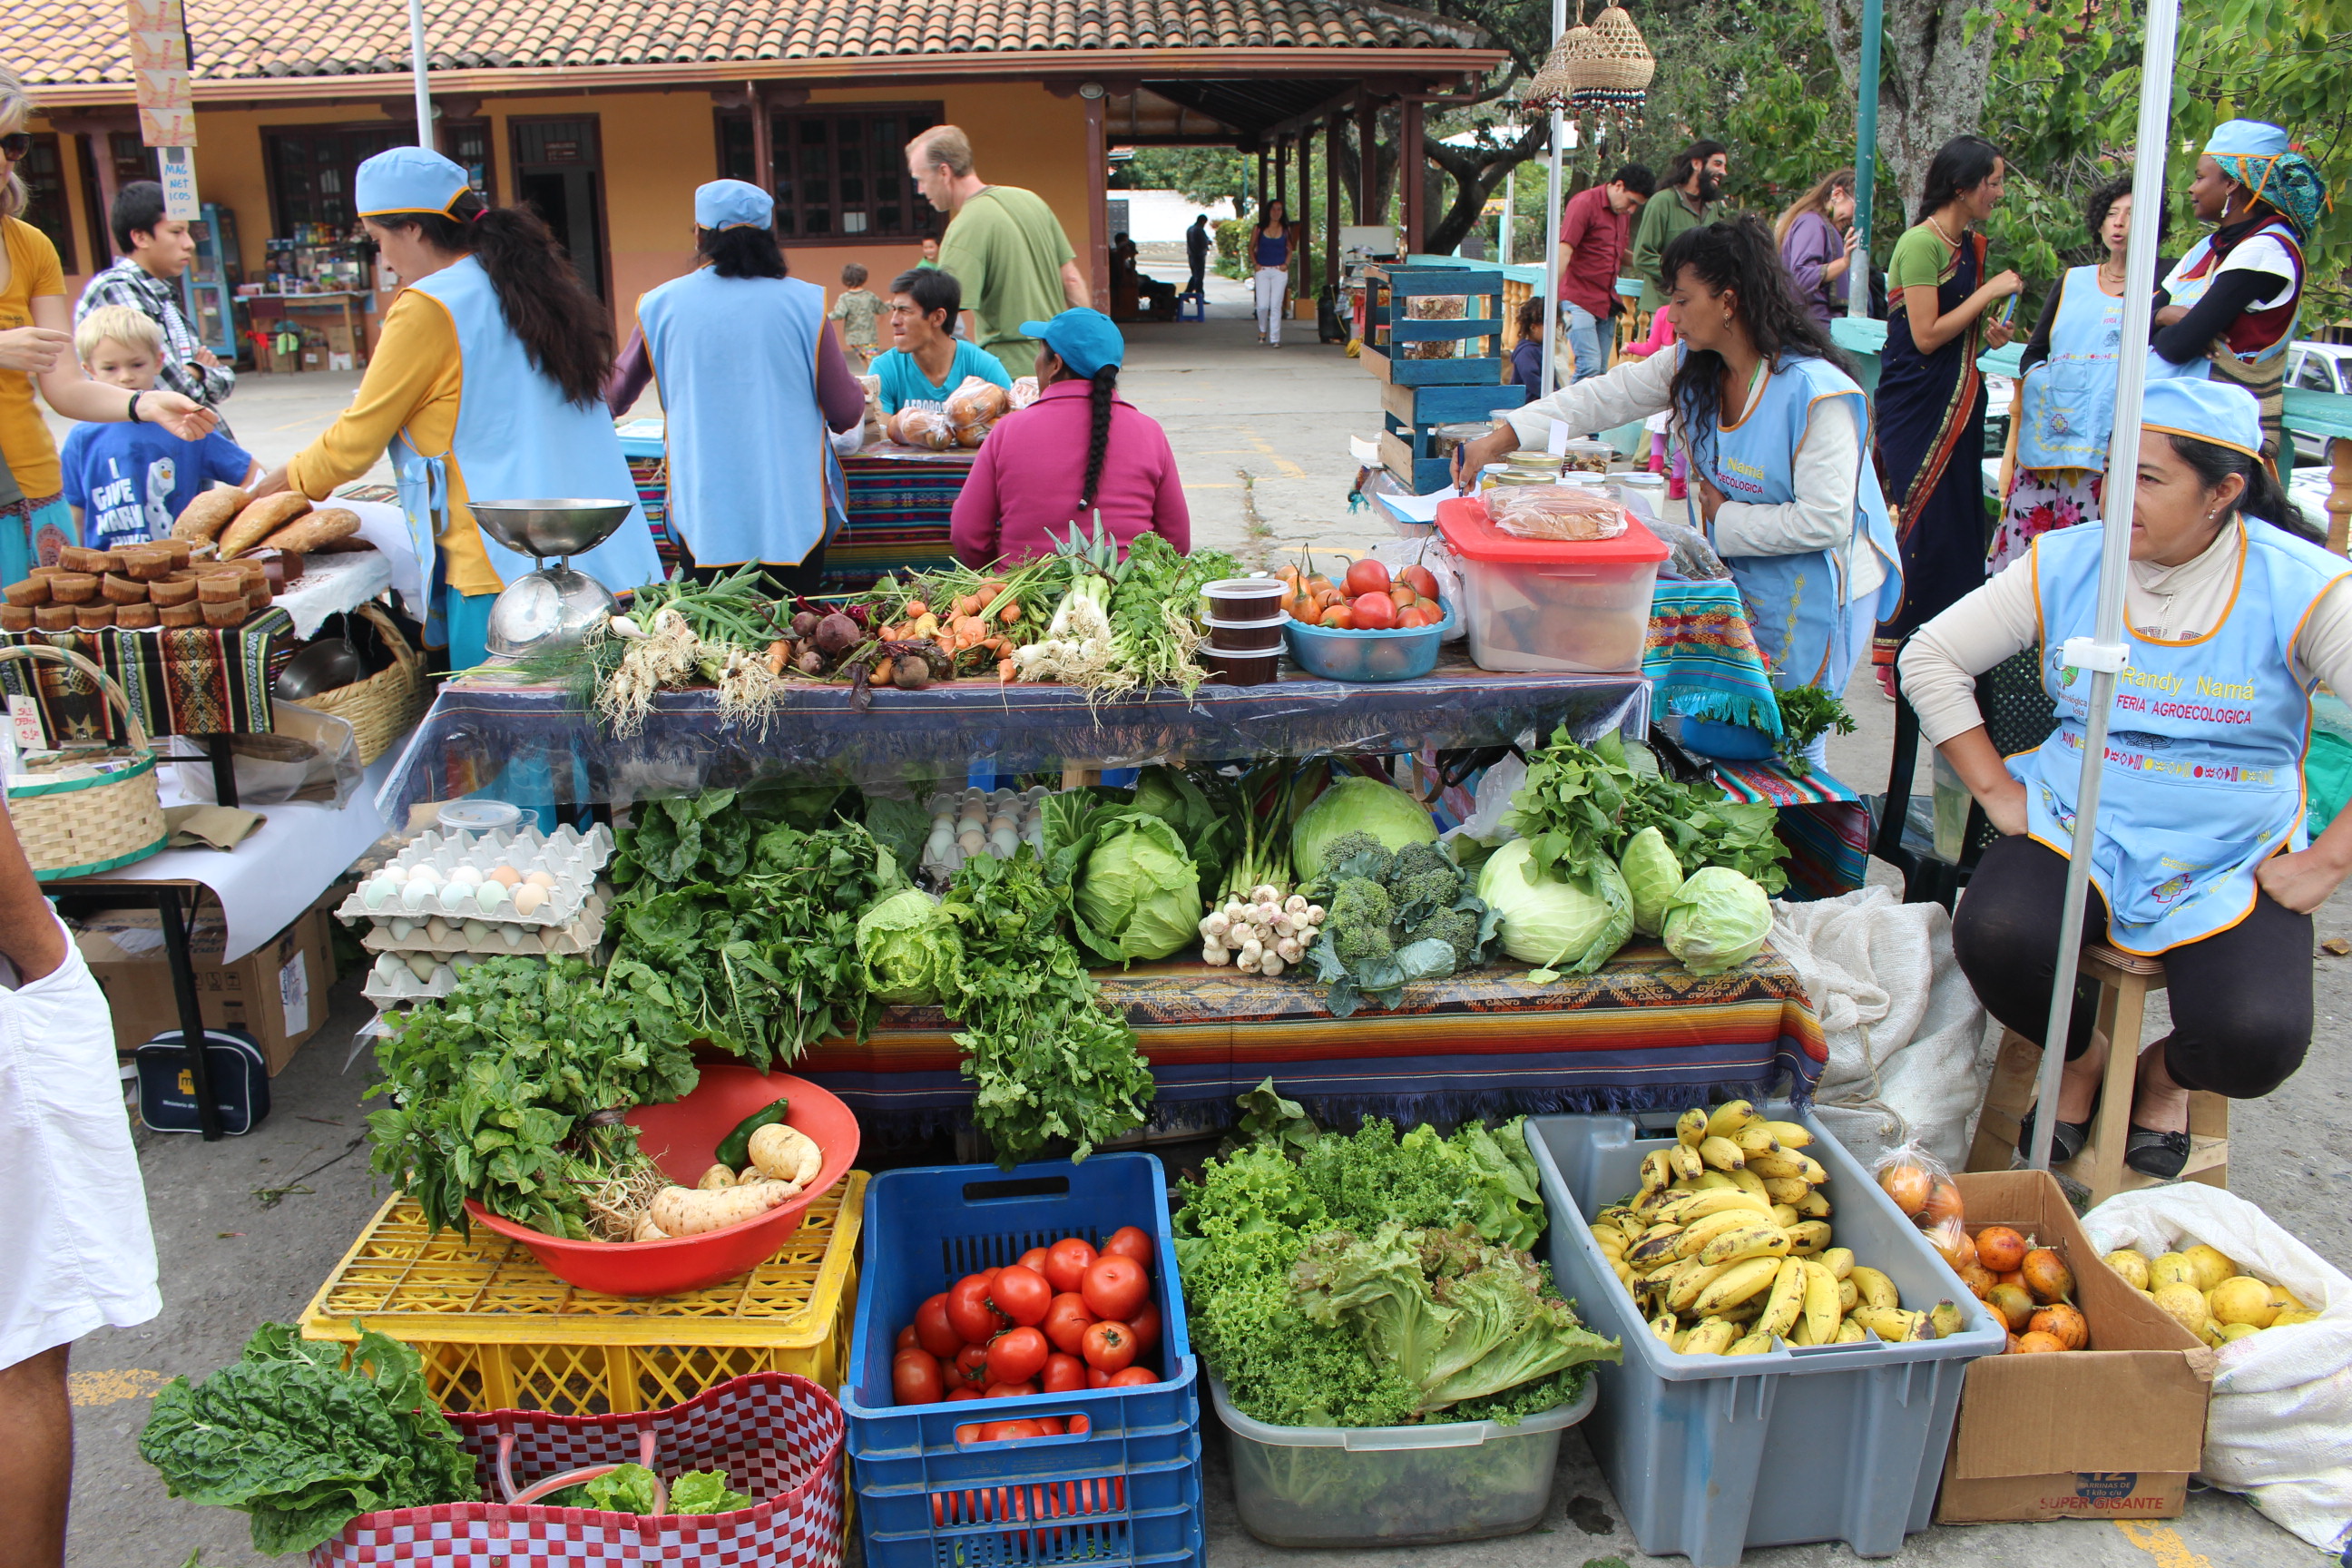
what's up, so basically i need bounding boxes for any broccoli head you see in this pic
[1393,862,1464,916]
[1315,831,1395,887]
[1390,840,1453,881]
[1407,905,1485,965]
[1326,877,1397,967]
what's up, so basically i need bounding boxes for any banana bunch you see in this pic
[1588,1101,1962,1356]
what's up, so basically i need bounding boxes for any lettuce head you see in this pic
[1619,826,1682,937]
[1073,810,1202,963]
[1476,838,1632,980]
[1661,866,1773,975]
[1292,776,1438,882]
[856,887,962,1004]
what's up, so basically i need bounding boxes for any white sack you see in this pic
[1768,886,1988,1171]
[2081,1183,2352,1554]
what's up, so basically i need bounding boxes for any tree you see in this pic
[1115,148,1251,211]
[1820,0,2000,223]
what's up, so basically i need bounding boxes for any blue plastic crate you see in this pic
[844,1155,1203,1568]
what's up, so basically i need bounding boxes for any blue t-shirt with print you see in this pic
[60,423,252,550]
[871,338,1014,414]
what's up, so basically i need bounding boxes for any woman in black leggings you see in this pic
[1898,376,2352,1178]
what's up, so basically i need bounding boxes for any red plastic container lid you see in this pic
[1437,495,1670,565]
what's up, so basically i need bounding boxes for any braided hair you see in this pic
[1077,365,1119,514]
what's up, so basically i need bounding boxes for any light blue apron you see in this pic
[1688,352,1903,689]
[2013,517,2348,954]
[389,257,662,644]
[2154,219,2304,383]
[2015,266,2122,471]
[636,269,836,567]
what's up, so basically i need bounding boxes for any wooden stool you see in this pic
[1967,943,2230,1207]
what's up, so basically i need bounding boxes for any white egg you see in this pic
[462,919,490,944]
[438,881,475,915]
[406,953,437,982]
[362,876,397,909]
[512,883,546,917]
[447,865,484,887]
[407,865,442,888]
[375,955,405,984]
[387,918,414,942]
[502,924,524,947]
[987,827,1019,858]
[475,880,510,915]
[401,879,436,910]
[430,965,457,991]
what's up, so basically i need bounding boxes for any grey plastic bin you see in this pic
[1210,1373,1597,1547]
[1524,1103,2005,1566]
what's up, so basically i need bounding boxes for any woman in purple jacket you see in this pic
[1776,170,1858,332]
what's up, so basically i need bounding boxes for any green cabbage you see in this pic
[1619,826,1682,936]
[1291,776,1438,881]
[855,887,962,1004]
[1476,838,1632,980]
[1661,866,1773,975]
[1073,811,1202,963]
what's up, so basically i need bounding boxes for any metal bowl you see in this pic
[273,637,364,701]
[467,499,635,561]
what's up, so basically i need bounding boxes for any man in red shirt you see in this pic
[1555,164,1656,385]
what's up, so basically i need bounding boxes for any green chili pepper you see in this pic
[713,1096,792,1170]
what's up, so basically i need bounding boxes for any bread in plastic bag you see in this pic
[944,375,1009,426]
[1485,485,1628,542]
[1008,376,1040,411]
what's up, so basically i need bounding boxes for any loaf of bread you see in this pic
[174,487,248,544]
[257,506,360,555]
[220,494,313,557]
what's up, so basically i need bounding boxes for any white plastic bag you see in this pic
[1438,752,1525,850]
[2081,1183,2352,1553]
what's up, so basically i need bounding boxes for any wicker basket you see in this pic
[302,603,427,765]
[1583,5,1657,92]
[0,643,170,880]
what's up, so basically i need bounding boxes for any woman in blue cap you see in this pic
[949,308,1189,567]
[253,146,660,666]
[2153,119,2331,474]
[1902,377,2352,1178]
[606,180,867,591]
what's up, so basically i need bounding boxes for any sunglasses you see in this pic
[0,133,33,161]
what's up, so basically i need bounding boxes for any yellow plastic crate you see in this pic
[300,1171,865,1414]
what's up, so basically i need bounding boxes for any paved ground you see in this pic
[49,286,2352,1568]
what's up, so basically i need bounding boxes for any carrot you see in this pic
[999,602,1022,623]
[766,641,789,676]
[998,657,1017,681]
[906,599,929,618]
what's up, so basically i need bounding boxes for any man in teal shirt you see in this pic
[907,124,1089,377]
[869,267,1014,413]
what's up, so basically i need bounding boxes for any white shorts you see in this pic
[0,917,159,1370]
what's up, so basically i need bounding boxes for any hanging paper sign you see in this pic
[158,145,201,221]
[125,0,197,149]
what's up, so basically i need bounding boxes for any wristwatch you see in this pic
[126,391,144,424]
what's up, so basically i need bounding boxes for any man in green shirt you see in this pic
[1627,140,1729,310]
[907,125,1090,377]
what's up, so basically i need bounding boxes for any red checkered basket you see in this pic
[309,1372,845,1567]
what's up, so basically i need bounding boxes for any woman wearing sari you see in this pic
[1872,136,2020,686]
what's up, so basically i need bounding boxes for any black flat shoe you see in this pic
[2017,1102,2092,1163]
[2125,1126,2191,1180]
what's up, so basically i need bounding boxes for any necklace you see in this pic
[1926,211,1961,249]
[2098,258,2127,290]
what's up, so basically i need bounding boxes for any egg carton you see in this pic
[410,821,616,872]
[338,851,606,930]
[360,899,606,957]
[919,784,1051,883]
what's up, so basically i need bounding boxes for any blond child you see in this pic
[60,307,257,548]
[827,263,884,373]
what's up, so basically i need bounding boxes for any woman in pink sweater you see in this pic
[950,309,1190,568]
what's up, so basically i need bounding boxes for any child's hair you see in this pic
[1514,295,1548,345]
[842,262,869,287]
[76,305,163,364]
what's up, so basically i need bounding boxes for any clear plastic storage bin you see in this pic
[1210,1374,1595,1548]
[1436,497,1668,673]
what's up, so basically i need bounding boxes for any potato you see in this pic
[648,1180,798,1237]
[749,1122,822,1187]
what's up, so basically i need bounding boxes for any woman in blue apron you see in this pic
[604,181,863,593]
[2152,120,2329,477]
[256,146,660,668]
[1451,218,1902,757]
[1903,378,2352,1178]
[1989,176,2165,573]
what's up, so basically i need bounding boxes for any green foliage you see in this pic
[138,1324,475,1556]
[1509,728,1787,894]
[670,1469,757,1514]
[855,887,963,1005]
[1115,147,1251,209]
[1775,686,1857,777]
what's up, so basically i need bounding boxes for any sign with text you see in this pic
[125,0,196,148]
[159,145,201,220]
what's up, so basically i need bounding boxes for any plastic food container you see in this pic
[1210,1373,1595,1548]
[1524,1105,2004,1567]
[1610,471,1667,523]
[1437,497,1667,673]
[1282,598,1455,682]
[1201,644,1280,686]
[1200,576,1285,620]
[437,799,534,834]
[1200,612,1286,652]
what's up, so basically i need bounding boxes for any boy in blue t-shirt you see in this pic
[868,266,1013,415]
[62,306,256,550]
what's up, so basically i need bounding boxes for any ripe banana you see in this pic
[1674,1210,1769,1259]
[1820,1246,1855,1280]
[1667,1141,1707,1181]
[1744,1150,1808,1181]
[1667,1259,1733,1314]
[1699,1220,1792,1268]
[1929,1300,1965,1339]
[1626,1226,1686,1267]
[1761,1175,1812,1205]
[1794,1189,1832,1220]
[1761,1119,1813,1148]
[1680,1318,1740,1357]
[1651,1311,1680,1344]
[1728,1168,1771,1201]
[1849,1265,1899,1311]
[1799,1259,1840,1347]
[1720,1292,1767,1324]
[1851,1305,1929,1342]
[1755,1258,1808,1338]
[1639,1148,1674,1192]
[1784,1220,1835,1256]
[1661,1190,1773,1225]
[1835,1318,1867,1343]
[1698,1135,1748,1173]
[1838,1278,1858,1313]
[1705,1100,1758,1141]
[1613,1259,1634,1287]
[1789,1312,1818,1346]
[1675,1106,1710,1147]
[1691,1255,1783,1317]
[1590,1227,1627,1257]
[1769,1203,1800,1229]
[1726,1329,1776,1355]
[1688,1171,1736,1192]
[1797,1155,1828,1185]
[1733,1123,1782,1157]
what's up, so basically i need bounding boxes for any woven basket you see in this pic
[0,643,170,880]
[1584,5,1657,91]
[302,603,427,766]
[1528,24,1588,108]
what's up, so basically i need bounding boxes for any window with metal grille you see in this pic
[713,104,943,243]
[16,133,74,271]
[264,125,402,235]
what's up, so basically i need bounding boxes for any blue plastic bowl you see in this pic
[1282,598,1457,682]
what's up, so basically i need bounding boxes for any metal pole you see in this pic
[2024,0,2180,1172]
[1501,163,1515,267]
[1846,0,1881,318]
[1536,0,1567,387]
[408,0,433,147]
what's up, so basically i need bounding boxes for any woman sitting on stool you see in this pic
[1900,377,2352,1178]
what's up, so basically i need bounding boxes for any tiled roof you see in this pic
[11,0,1482,88]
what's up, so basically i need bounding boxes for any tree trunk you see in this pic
[1821,0,1996,226]
[1423,122,1551,258]
[1333,107,1400,227]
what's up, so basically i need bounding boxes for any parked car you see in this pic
[2288,341,2352,466]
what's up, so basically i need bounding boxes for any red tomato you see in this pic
[1016,1246,1053,1275]
[1081,1319,1137,1372]
[897,1324,920,1350]
[1351,592,1398,631]
[1066,1415,1091,1436]
[982,1381,1039,1401]
[1400,564,1442,602]
[1318,605,1356,630]
[1082,1256,1149,1322]
[1344,558,1391,597]
[1087,1367,1111,1388]
[977,1419,1044,1442]
[1395,605,1434,629]
[1040,1351,1086,1393]
[1042,1291,1094,1355]
[1108,1367,1156,1387]
[947,1387,984,1402]
[989,1265,1053,1328]
[1388,583,1418,610]
[987,1326,1050,1385]
[1125,1301,1161,1353]
[946,1275,1008,1344]
[1044,1238,1099,1295]
[952,1342,992,1387]
[892,1348,946,1405]
[915,1293,963,1359]
[955,1423,984,1445]
[1101,1227,1153,1272]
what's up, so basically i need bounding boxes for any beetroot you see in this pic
[813,612,860,655]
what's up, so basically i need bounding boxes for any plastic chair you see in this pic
[1173,289,1207,322]
[1867,642,2054,909]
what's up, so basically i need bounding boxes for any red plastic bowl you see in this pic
[464,1066,861,1298]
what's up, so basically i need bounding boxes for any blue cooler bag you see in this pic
[135,1027,270,1135]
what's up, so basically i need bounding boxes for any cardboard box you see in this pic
[76,905,335,1074]
[1936,1170,2216,1524]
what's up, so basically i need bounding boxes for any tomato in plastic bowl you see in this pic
[462,1065,861,1297]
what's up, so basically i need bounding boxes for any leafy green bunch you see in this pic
[1774,686,1856,778]
[1302,833,1500,1016]
[367,956,699,1237]
[1102,532,1240,695]
[138,1325,475,1556]
[1511,729,1788,895]
[546,1463,755,1514]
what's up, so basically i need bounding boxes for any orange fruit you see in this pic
[1975,1226,2028,1274]
[2021,1248,2075,1305]
[2013,1330,2069,1354]
[1932,1223,1979,1272]
[2005,1332,2025,1354]
[1879,1164,1931,1218]
[2029,1302,2088,1351]
[1957,1262,1997,1300]
[1923,1176,1965,1227]
[1986,1283,2036,1332]
[1994,1269,2025,1289]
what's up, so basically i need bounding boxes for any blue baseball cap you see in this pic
[694,179,774,231]
[2141,375,2263,460]
[1018,308,1124,377]
[355,146,473,219]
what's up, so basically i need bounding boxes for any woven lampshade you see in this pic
[1583,5,1656,92]
[1526,18,1592,111]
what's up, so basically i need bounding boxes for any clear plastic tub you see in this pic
[1210,1374,1596,1548]
[1436,497,1667,673]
